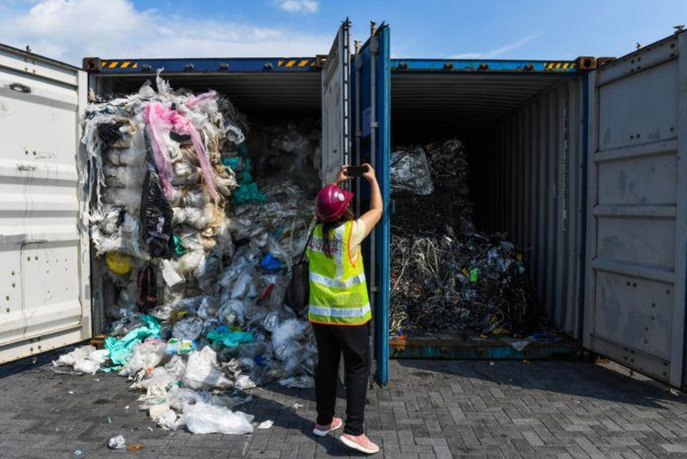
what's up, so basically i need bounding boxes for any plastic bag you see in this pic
[54,345,111,374]
[156,409,179,430]
[182,347,232,390]
[216,299,248,326]
[271,319,308,360]
[231,270,258,299]
[178,250,205,275]
[140,169,175,259]
[161,259,184,287]
[108,435,126,450]
[106,252,132,275]
[279,375,315,389]
[122,340,168,375]
[54,345,96,367]
[172,316,204,341]
[166,339,196,355]
[73,359,100,375]
[181,402,254,435]
[390,148,434,196]
[206,325,253,348]
[234,374,257,391]
[104,315,162,366]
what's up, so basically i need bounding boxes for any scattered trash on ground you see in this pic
[390,139,540,338]
[54,73,320,435]
[107,435,126,450]
[257,420,274,430]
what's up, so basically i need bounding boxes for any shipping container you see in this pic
[0,23,685,388]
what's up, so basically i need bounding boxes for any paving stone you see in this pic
[3,355,687,458]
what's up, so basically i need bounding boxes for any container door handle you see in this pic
[9,83,32,94]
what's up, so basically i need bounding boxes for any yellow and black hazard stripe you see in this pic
[100,61,138,69]
[277,58,315,68]
[544,62,576,70]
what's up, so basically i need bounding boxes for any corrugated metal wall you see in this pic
[473,77,585,337]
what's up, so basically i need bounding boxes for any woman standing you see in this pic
[307,164,383,455]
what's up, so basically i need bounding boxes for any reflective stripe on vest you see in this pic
[306,220,371,325]
[309,272,366,289]
[309,303,371,318]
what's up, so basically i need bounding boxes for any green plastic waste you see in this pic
[238,142,249,157]
[469,268,479,283]
[223,157,241,171]
[104,315,162,366]
[222,147,266,205]
[206,326,253,348]
[234,182,266,205]
[173,234,186,257]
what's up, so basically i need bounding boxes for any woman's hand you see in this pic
[362,163,377,183]
[334,166,349,186]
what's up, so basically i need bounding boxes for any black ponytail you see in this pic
[319,207,355,258]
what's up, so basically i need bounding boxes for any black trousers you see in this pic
[312,322,370,436]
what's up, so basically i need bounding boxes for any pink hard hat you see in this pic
[316,185,353,222]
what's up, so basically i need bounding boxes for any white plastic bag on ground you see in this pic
[182,347,232,390]
[122,340,167,376]
[156,409,179,430]
[108,435,126,450]
[73,359,100,375]
[54,345,110,374]
[257,420,274,429]
[54,346,96,367]
[234,374,257,390]
[181,402,254,435]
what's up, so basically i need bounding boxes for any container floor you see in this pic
[390,331,581,361]
[2,351,686,458]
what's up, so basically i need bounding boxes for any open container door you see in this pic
[584,31,687,387]
[321,20,351,185]
[0,44,91,364]
[351,24,391,385]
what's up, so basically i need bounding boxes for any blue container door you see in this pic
[351,24,391,385]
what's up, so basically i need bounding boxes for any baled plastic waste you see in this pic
[59,73,320,434]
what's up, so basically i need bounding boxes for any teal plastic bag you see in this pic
[104,315,162,366]
[207,326,253,348]
[234,182,266,205]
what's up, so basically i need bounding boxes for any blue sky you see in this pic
[0,0,685,65]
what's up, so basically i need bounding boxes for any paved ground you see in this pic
[2,352,687,459]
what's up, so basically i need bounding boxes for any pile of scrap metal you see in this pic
[389,139,540,337]
[54,74,320,434]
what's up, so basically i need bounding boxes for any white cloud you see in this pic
[275,0,320,14]
[450,34,541,59]
[0,0,328,65]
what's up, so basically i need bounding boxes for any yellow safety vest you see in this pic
[306,220,371,326]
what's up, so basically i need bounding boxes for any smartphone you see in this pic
[345,165,369,177]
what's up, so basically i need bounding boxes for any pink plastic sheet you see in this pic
[143,101,219,201]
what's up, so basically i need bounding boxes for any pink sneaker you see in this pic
[313,417,343,437]
[340,433,380,454]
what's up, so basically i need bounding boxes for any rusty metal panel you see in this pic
[585,32,686,387]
